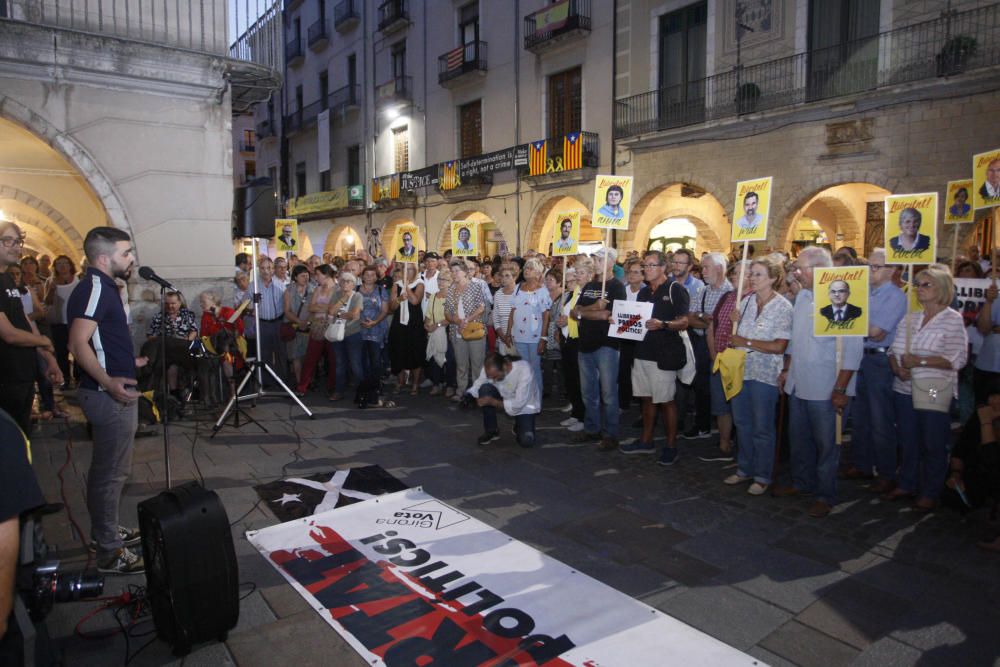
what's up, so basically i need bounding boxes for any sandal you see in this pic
[880,488,915,502]
[912,497,938,513]
[410,387,419,396]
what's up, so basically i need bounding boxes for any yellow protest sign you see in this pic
[731,177,772,243]
[973,148,1000,210]
[813,266,870,337]
[945,179,974,224]
[275,219,298,253]
[551,212,580,256]
[591,175,633,230]
[884,193,937,265]
[393,224,422,263]
[451,221,478,257]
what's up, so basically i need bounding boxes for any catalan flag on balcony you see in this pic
[529,140,547,176]
[372,175,399,203]
[440,160,461,191]
[563,132,582,171]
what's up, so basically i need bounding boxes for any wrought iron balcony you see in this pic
[239,142,256,153]
[522,131,600,178]
[307,19,329,50]
[285,36,304,67]
[334,0,360,32]
[329,84,361,113]
[376,75,413,106]
[524,0,591,53]
[377,0,408,34]
[284,99,324,134]
[438,41,488,86]
[614,3,1000,139]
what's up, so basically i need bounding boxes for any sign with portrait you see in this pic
[884,193,937,265]
[607,300,654,341]
[450,220,478,257]
[812,266,870,337]
[945,179,974,224]
[973,148,1000,210]
[274,218,299,253]
[551,211,580,256]
[731,176,772,242]
[392,223,422,263]
[591,174,633,230]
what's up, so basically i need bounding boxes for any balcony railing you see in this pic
[329,84,361,112]
[524,0,591,52]
[256,119,275,139]
[239,142,256,153]
[377,0,408,33]
[438,41,488,85]
[525,131,600,176]
[285,36,304,66]
[615,3,1000,139]
[376,75,413,105]
[307,19,329,50]
[284,99,324,133]
[334,0,360,31]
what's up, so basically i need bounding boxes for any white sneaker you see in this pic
[567,422,585,432]
[420,378,434,389]
[560,403,573,413]
[724,474,752,485]
[560,417,578,427]
[747,482,769,496]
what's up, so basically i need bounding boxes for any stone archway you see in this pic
[381,216,418,256]
[525,194,594,254]
[436,207,495,255]
[324,224,364,257]
[624,183,729,254]
[782,182,892,253]
[0,185,85,259]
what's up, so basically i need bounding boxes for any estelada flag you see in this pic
[563,131,582,171]
[529,140,547,176]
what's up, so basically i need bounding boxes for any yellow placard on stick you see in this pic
[731,176,773,243]
[274,219,299,253]
[392,224,422,263]
[451,221,478,257]
[973,148,1000,210]
[813,266,870,337]
[551,211,580,256]
[591,175,633,230]
[945,179,974,224]
[884,193,938,265]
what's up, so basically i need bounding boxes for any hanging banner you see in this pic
[813,266,870,337]
[973,148,1000,210]
[591,174,633,230]
[247,489,757,667]
[884,192,938,265]
[945,179,974,224]
[551,211,580,256]
[451,220,478,257]
[392,223,422,262]
[401,166,439,190]
[317,109,330,174]
[731,176,773,243]
[274,219,298,253]
[607,300,654,341]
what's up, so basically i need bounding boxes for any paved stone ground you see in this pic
[24,386,1000,667]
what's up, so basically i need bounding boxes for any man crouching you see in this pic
[467,353,541,448]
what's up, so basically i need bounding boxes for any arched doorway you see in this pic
[436,209,496,256]
[381,216,417,258]
[783,183,891,256]
[626,183,729,255]
[324,224,363,258]
[526,195,599,255]
[647,218,698,253]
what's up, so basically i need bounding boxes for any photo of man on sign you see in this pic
[884,193,937,265]
[551,212,579,256]
[973,149,1000,209]
[731,177,772,243]
[275,219,298,252]
[393,225,422,262]
[813,266,870,337]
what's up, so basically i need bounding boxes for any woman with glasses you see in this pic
[887,267,967,511]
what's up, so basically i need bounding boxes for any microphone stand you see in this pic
[158,283,172,488]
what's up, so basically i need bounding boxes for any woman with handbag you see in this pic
[507,258,552,396]
[887,267,968,511]
[296,265,337,397]
[388,264,426,395]
[283,264,312,388]
[358,265,390,407]
[424,269,453,395]
[330,271,365,401]
[445,259,487,401]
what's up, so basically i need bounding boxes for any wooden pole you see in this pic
[905,267,913,354]
[951,223,961,274]
[731,241,750,335]
[835,337,843,445]
[993,208,999,286]
[600,227,611,297]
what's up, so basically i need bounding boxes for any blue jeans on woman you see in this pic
[479,383,536,447]
[893,391,952,501]
[731,380,779,484]
[360,339,383,402]
[333,332,364,395]
[515,340,543,396]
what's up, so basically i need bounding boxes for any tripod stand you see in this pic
[212,237,313,436]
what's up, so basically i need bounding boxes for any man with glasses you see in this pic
[0,222,63,432]
[670,249,705,440]
[843,248,907,488]
[819,280,863,324]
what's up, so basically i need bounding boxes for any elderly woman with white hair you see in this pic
[506,257,552,395]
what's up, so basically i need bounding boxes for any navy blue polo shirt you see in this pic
[67,268,135,391]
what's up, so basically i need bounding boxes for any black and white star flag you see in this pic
[254,465,408,522]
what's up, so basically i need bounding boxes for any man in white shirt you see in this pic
[467,353,540,448]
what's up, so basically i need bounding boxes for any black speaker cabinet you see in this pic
[232,178,277,239]
[138,481,239,656]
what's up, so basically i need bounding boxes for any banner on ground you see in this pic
[274,219,298,253]
[813,267,870,337]
[945,179,974,224]
[254,465,408,523]
[591,174,633,230]
[451,220,478,257]
[551,211,580,256]
[731,176,772,243]
[884,193,938,265]
[973,148,1000,210]
[393,224,422,263]
[247,488,756,667]
[607,300,654,341]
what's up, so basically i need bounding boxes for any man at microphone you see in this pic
[67,227,146,575]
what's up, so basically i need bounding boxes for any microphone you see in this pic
[138,266,175,290]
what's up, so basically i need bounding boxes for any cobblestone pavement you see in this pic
[25,386,1000,666]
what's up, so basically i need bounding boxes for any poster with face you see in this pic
[551,211,580,256]
[884,193,938,265]
[973,148,1000,210]
[731,177,772,243]
[451,221,478,257]
[813,266,870,337]
[591,175,633,230]
[275,219,298,253]
[393,224,422,263]
[945,179,974,224]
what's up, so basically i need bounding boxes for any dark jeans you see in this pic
[850,352,897,479]
[446,337,457,389]
[560,337,585,421]
[0,382,35,434]
[618,340,635,409]
[50,322,75,383]
[333,332,364,394]
[257,320,288,385]
[36,356,55,411]
[479,383,536,447]
[689,333,712,432]
[893,391,952,501]
[360,339,383,401]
